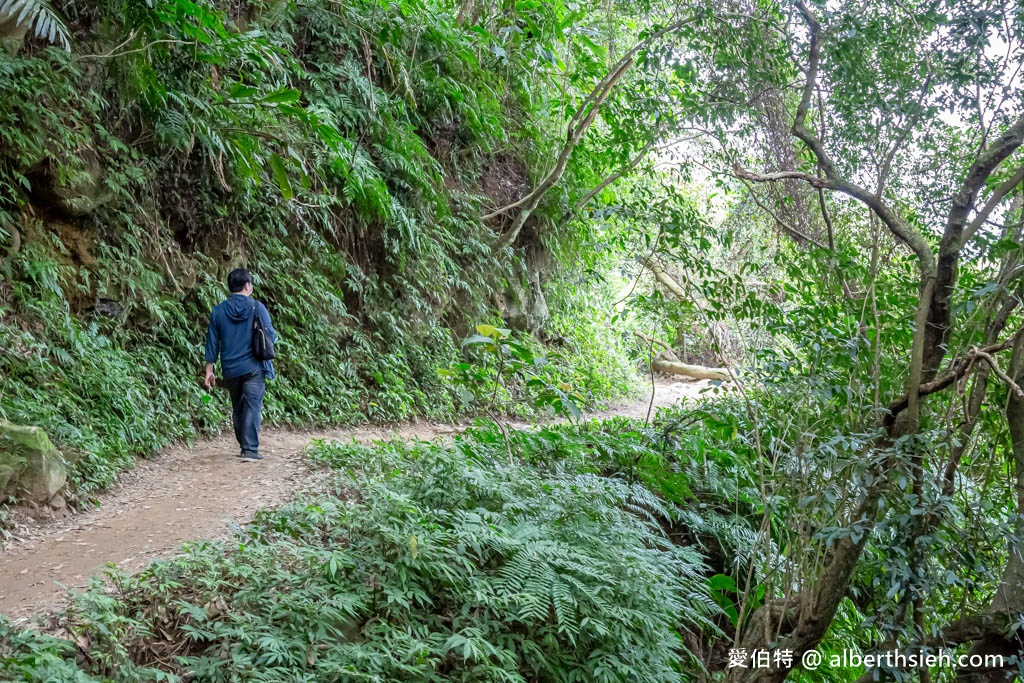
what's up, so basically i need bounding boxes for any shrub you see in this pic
[10,428,723,682]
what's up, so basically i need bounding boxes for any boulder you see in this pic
[0,422,67,503]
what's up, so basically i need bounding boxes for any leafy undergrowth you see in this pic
[0,407,770,682]
[0,0,642,501]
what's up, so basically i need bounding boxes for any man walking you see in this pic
[204,268,276,461]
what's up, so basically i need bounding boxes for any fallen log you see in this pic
[651,359,730,382]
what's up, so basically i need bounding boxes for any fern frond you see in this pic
[0,0,71,51]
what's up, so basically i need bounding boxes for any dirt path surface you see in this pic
[0,380,711,622]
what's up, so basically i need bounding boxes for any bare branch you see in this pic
[76,36,194,60]
[817,186,834,249]
[975,349,1024,398]
[733,163,931,267]
[484,34,641,222]
[555,137,670,232]
[884,336,1018,426]
[732,165,827,187]
[789,2,934,273]
[574,140,656,211]
[740,178,828,248]
[792,2,820,150]
[938,294,1022,498]
[639,255,687,300]
[961,163,1024,245]
[947,115,1024,252]
[486,18,693,250]
[924,117,1024,377]
[485,56,633,246]
[632,330,673,351]
[923,613,1006,649]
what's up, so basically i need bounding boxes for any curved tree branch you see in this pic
[790,2,934,273]
[732,164,933,269]
[739,177,827,248]
[486,18,693,251]
[883,336,1018,426]
[639,255,687,299]
[573,140,657,212]
[961,163,1024,245]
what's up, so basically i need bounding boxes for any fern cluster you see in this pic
[0,0,640,495]
[0,0,70,51]
[1,422,729,682]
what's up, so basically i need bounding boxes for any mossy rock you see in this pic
[0,422,67,503]
[27,150,109,218]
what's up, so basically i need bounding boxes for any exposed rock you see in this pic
[497,269,548,333]
[0,422,67,503]
[480,154,530,209]
[0,13,29,56]
[27,151,108,218]
[90,298,123,318]
[496,238,551,334]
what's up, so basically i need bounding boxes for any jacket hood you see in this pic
[225,294,255,323]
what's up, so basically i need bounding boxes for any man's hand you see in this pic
[204,364,216,389]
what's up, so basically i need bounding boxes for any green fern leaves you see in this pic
[19,427,721,682]
[0,0,70,51]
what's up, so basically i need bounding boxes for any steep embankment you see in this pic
[0,0,636,504]
[0,381,705,621]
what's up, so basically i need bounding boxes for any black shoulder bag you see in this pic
[251,300,276,361]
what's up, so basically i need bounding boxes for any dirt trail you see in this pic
[0,380,711,622]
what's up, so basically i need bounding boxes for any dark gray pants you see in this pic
[227,371,265,455]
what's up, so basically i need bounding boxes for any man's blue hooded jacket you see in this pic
[205,294,276,380]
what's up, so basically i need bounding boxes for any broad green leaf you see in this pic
[461,334,494,347]
[268,154,293,201]
[227,84,259,99]
[262,88,302,104]
[475,324,510,339]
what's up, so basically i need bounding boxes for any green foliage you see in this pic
[543,285,640,405]
[0,0,641,497]
[5,423,732,682]
[0,619,100,682]
[0,232,224,496]
[0,0,71,51]
[441,323,587,421]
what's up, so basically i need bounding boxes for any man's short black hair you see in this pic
[228,268,252,293]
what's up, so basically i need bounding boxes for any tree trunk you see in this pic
[639,256,687,299]
[756,84,820,244]
[955,329,1024,681]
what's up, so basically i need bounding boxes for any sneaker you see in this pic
[241,451,263,461]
